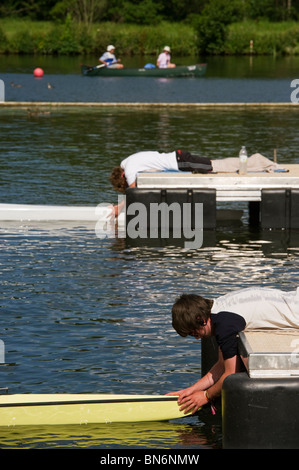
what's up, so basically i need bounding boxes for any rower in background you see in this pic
[99,45,124,69]
[157,46,176,68]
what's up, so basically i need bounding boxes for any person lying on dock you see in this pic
[109,150,212,217]
[99,45,124,69]
[109,150,285,217]
[157,46,176,68]
[166,286,299,414]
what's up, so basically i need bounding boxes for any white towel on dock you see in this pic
[211,153,286,173]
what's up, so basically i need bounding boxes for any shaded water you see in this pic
[0,56,299,449]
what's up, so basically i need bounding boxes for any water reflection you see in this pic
[1,107,299,206]
[0,413,222,449]
[1,54,299,78]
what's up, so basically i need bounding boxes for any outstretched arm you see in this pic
[167,349,241,413]
[112,181,136,218]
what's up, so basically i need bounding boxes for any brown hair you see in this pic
[172,294,213,337]
[109,166,128,193]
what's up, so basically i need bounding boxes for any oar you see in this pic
[87,64,109,72]
[84,58,115,73]
[83,63,106,73]
[95,64,108,69]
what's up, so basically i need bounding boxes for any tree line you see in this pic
[1,0,299,56]
[1,0,299,25]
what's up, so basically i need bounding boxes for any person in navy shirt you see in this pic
[167,287,299,413]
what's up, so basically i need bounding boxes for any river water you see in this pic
[1,54,299,103]
[0,55,299,450]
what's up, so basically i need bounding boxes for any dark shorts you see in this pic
[176,150,212,174]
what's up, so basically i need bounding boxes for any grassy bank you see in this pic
[225,20,299,55]
[0,18,197,56]
[0,18,299,56]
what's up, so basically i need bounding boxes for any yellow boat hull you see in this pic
[0,394,193,426]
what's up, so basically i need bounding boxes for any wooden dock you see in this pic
[137,164,299,202]
[238,329,299,378]
[135,164,299,229]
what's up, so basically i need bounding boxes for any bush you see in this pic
[195,0,245,54]
[56,15,80,54]
[1,16,299,57]
[225,21,299,55]
[9,30,36,53]
[11,15,83,54]
[94,21,197,57]
[0,26,8,53]
[122,0,163,25]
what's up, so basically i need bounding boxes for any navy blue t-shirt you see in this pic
[210,311,246,359]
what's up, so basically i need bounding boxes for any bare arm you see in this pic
[112,181,136,218]
[167,349,241,413]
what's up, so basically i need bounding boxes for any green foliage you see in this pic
[121,0,163,25]
[0,26,8,53]
[55,14,80,53]
[2,15,94,54]
[244,0,299,22]
[1,0,299,24]
[163,0,206,22]
[103,0,207,22]
[1,15,299,57]
[50,0,108,26]
[0,0,58,20]
[195,0,245,54]
[225,21,299,55]
[94,21,197,56]
[9,30,36,53]
[50,0,69,22]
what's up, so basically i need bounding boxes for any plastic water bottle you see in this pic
[239,146,248,175]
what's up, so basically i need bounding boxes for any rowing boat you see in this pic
[81,63,207,78]
[0,203,109,221]
[0,394,194,426]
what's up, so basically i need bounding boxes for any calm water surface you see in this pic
[0,56,299,449]
[1,54,299,103]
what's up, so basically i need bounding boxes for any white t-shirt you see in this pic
[211,287,299,330]
[99,52,116,64]
[121,151,178,186]
[157,52,170,68]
